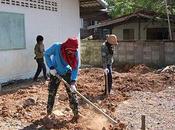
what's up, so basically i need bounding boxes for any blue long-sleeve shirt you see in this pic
[44,42,79,81]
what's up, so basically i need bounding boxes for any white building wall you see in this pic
[0,0,80,83]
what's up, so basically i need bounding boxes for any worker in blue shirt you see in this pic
[45,37,80,122]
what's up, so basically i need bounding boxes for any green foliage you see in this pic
[105,0,175,18]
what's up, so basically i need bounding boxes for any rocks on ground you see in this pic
[0,65,174,130]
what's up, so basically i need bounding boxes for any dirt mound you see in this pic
[114,73,173,92]
[78,68,172,93]
[129,64,153,74]
[0,73,127,130]
[1,67,174,129]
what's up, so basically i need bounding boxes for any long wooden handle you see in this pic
[55,74,117,124]
[104,72,109,95]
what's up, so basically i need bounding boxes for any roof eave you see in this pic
[87,11,175,29]
[96,0,108,9]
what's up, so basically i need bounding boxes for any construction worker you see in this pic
[101,34,118,95]
[44,37,80,122]
[33,35,47,81]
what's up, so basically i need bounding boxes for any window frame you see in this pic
[146,28,169,40]
[123,28,135,40]
[0,11,26,51]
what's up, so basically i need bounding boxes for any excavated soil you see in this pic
[0,65,175,130]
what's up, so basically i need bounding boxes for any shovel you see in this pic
[55,74,117,124]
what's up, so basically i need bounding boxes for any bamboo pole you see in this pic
[165,0,172,40]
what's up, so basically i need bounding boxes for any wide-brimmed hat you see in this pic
[107,34,118,45]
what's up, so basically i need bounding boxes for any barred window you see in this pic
[0,0,59,12]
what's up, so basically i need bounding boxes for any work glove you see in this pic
[50,67,57,76]
[104,68,109,74]
[70,84,77,93]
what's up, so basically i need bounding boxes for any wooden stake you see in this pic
[141,115,146,130]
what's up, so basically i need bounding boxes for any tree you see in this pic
[105,0,175,18]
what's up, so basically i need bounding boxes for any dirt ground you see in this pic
[0,65,175,130]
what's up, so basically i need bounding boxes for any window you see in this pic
[123,29,134,40]
[0,12,26,50]
[146,28,168,40]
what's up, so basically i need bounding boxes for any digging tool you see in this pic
[55,74,117,124]
[104,71,109,96]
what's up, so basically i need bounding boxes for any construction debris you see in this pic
[161,65,175,73]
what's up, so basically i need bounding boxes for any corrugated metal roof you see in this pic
[80,0,108,18]
[80,0,107,9]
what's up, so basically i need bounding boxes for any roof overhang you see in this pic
[87,11,175,29]
[80,0,108,17]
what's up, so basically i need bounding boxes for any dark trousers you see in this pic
[47,72,78,116]
[105,65,112,94]
[33,58,47,80]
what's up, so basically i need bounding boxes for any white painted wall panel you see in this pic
[0,0,80,83]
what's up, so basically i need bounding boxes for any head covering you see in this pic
[61,38,78,69]
[107,34,118,45]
